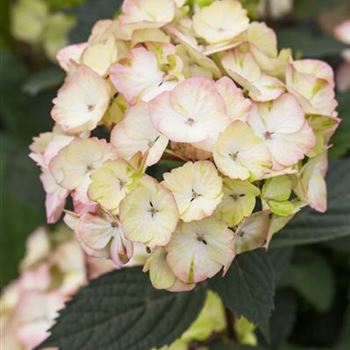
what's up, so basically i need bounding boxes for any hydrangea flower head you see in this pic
[30,0,339,291]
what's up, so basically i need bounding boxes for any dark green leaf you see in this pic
[271,159,350,248]
[267,248,294,285]
[0,50,28,90]
[0,135,45,288]
[294,0,347,19]
[268,291,297,350]
[22,67,65,96]
[147,159,185,181]
[330,92,350,158]
[46,0,85,9]
[69,0,122,43]
[209,249,275,339]
[209,338,238,350]
[335,287,350,350]
[0,49,54,145]
[36,268,207,350]
[286,250,335,312]
[278,27,348,58]
[0,0,11,47]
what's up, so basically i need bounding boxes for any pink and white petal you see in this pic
[264,93,305,134]
[110,47,164,104]
[40,171,69,223]
[56,43,87,71]
[167,279,195,292]
[77,213,114,250]
[141,80,178,103]
[249,75,285,102]
[247,22,277,57]
[51,64,111,133]
[170,77,226,117]
[310,83,338,116]
[221,49,262,90]
[150,91,208,143]
[120,0,175,30]
[72,192,98,216]
[146,135,169,166]
[45,192,68,224]
[43,134,74,167]
[110,234,134,268]
[308,172,327,213]
[215,77,252,121]
[268,122,316,168]
[292,59,335,85]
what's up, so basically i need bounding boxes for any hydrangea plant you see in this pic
[28,0,341,348]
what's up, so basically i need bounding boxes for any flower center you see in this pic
[229,151,239,161]
[191,189,201,202]
[196,234,207,245]
[87,104,95,112]
[264,131,273,140]
[148,201,159,217]
[230,194,244,201]
[238,230,245,237]
[186,118,195,126]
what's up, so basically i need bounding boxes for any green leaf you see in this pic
[285,250,335,312]
[277,27,348,58]
[0,0,11,46]
[294,0,347,19]
[271,159,350,248]
[209,249,275,339]
[68,0,122,43]
[0,135,45,288]
[0,49,28,90]
[330,92,350,158]
[267,248,294,284]
[267,291,297,350]
[0,49,54,145]
[147,159,185,181]
[36,268,207,350]
[335,287,350,350]
[46,0,85,9]
[210,338,238,350]
[22,66,65,96]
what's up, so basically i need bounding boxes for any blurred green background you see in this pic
[0,1,349,350]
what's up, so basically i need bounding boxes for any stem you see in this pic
[164,149,180,158]
[225,308,237,342]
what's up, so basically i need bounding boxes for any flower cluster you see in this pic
[0,226,115,350]
[30,0,340,292]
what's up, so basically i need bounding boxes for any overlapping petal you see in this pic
[193,0,249,44]
[247,93,316,169]
[213,121,272,180]
[150,77,231,151]
[110,102,168,166]
[51,64,111,133]
[163,161,223,222]
[119,176,179,248]
[110,47,164,104]
[166,217,235,283]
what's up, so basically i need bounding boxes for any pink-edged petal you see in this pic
[215,76,252,121]
[56,43,88,71]
[268,121,316,168]
[110,47,164,104]
[150,77,230,150]
[51,64,111,133]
